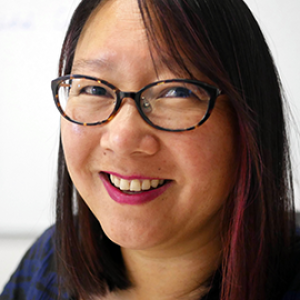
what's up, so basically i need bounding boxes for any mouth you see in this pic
[109,174,166,193]
[99,172,171,204]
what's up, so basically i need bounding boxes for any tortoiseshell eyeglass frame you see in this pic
[51,74,222,132]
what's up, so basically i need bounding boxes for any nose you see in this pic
[100,98,160,157]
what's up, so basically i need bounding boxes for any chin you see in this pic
[100,220,165,251]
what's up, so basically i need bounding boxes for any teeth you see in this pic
[130,179,141,192]
[151,179,159,188]
[120,178,130,190]
[141,180,151,190]
[110,175,120,188]
[110,175,165,192]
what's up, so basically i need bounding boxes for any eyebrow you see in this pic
[72,59,114,73]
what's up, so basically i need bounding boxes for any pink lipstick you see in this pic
[99,172,171,205]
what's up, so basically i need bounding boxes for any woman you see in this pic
[1,0,299,299]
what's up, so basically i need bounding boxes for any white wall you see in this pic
[0,0,300,291]
[244,1,300,208]
[0,0,81,237]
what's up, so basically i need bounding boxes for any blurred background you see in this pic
[0,0,300,291]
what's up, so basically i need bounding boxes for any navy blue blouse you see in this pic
[0,227,69,300]
[1,227,300,300]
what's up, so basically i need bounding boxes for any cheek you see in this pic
[60,120,99,178]
[178,115,238,201]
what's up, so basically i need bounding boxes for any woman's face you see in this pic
[61,0,238,252]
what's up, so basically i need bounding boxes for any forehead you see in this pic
[72,0,211,83]
[74,0,148,59]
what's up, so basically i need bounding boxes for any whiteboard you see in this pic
[0,0,299,236]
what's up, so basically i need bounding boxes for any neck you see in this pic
[116,235,221,300]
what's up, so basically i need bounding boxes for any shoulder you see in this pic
[282,236,300,300]
[0,226,69,300]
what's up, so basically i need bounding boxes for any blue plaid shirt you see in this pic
[0,227,69,300]
[1,227,300,300]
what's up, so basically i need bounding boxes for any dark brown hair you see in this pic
[55,0,296,299]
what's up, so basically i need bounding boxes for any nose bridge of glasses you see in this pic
[114,90,149,125]
[117,90,142,113]
[119,91,139,102]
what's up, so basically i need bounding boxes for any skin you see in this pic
[61,0,238,299]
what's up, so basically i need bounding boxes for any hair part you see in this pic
[55,0,296,299]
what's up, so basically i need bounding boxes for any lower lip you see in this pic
[99,173,171,205]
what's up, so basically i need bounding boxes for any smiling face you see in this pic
[60,0,238,253]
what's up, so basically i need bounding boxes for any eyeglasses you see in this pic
[51,74,222,132]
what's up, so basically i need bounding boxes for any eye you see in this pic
[81,85,111,97]
[162,87,192,98]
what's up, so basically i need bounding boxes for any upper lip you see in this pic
[101,171,166,181]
